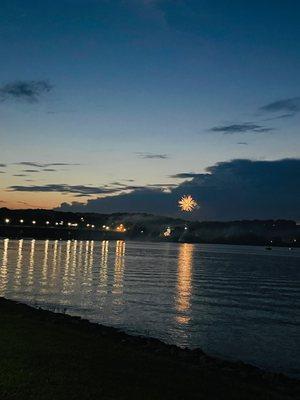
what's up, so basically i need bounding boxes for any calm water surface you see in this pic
[0,239,299,377]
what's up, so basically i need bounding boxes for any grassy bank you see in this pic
[0,298,298,400]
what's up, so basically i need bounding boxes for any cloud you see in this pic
[16,162,79,168]
[264,113,295,121]
[22,169,40,173]
[237,142,248,145]
[0,80,52,103]
[56,158,300,220]
[260,97,300,114]
[43,168,57,172]
[18,200,36,207]
[8,184,121,197]
[210,123,273,134]
[170,173,199,179]
[0,164,6,168]
[0,171,5,174]
[8,181,177,199]
[13,174,27,177]
[136,152,169,159]
[210,97,298,136]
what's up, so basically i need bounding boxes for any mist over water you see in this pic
[0,239,299,377]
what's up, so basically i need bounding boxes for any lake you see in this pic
[0,239,299,377]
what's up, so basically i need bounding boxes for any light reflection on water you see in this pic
[0,238,299,377]
[176,243,193,325]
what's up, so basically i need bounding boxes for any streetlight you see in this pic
[20,219,24,224]
[46,221,50,225]
[5,218,10,223]
[32,220,36,225]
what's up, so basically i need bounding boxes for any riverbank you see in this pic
[1,208,299,247]
[0,298,299,400]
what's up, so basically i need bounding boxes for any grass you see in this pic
[0,297,298,400]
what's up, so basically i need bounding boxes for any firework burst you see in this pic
[178,195,197,212]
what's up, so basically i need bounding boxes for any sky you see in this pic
[0,0,299,219]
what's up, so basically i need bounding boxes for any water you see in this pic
[0,239,299,377]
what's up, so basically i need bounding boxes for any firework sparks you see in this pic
[178,195,197,212]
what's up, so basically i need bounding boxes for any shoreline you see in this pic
[1,235,298,249]
[0,297,299,399]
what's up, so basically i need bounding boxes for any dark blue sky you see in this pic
[0,0,299,218]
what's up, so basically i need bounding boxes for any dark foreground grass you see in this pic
[0,298,299,400]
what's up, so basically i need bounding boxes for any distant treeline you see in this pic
[0,208,299,247]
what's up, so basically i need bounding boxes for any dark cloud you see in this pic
[16,162,79,168]
[260,97,300,114]
[13,174,27,177]
[8,181,176,199]
[0,80,52,103]
[264,113,295,121]
[170,173,199,179]
[210,123,273,134]
[0,164,6,168]
[57,158,300,220]
[43,168,57,172]
[136,152,169,159]
[8,184,121,196]
[22,169,40,173]
[0,171,5,174]
[237,142,248,145]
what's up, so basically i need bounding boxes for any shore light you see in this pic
[20,219,24,224]
[5,218,10,223]
[163,227,171,237]
[32,220,36,225]
[116,224,126,233]
[91,224,95,228]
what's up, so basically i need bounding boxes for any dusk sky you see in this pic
[1,0,299,219]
